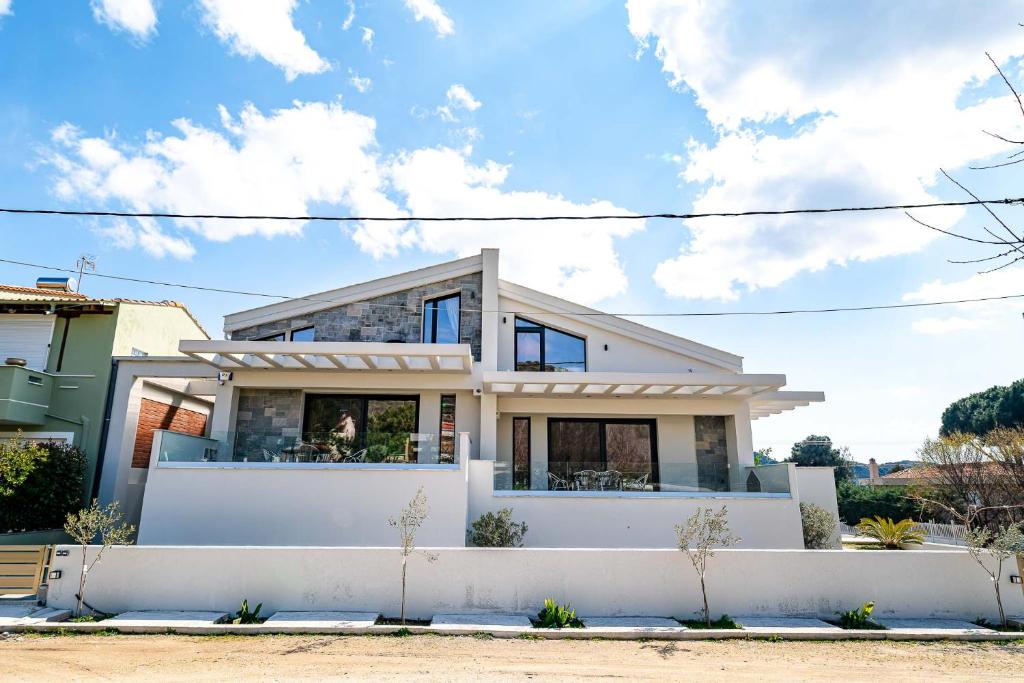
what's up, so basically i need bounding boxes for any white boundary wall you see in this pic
[45,546,1023,622]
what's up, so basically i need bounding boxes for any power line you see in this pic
[0,256,1021,318]
[1,195,1024,223]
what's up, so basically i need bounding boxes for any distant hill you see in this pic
[850,460,919,479]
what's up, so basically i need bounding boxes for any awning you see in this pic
[482,371,787,398]
[749,391,825,419]
[179,341,473,373]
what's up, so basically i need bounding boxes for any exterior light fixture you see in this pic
[48,570,62,580]
[218,371,233,385]
[1011,575,1023,584]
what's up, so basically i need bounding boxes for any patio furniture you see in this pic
[573,469,600,491]
[622,473,649,491]
[547,472,570,491]
[342,449,368,464]
[598,470,623,491]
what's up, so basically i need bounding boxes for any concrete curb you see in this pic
[3,621,1023,641]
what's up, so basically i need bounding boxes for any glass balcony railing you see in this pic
[493,460,791,495]
[153,430,457,466]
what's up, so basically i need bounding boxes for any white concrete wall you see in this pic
[137,464,469,547]
[45,545,1024,622]
[496,295,731,374]
[795,467,841,548]
[467,461,804,549]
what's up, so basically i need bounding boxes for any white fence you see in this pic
[44,546,1024,621]
[840,521,967,546]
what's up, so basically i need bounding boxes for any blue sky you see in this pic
[1,1,1022,461]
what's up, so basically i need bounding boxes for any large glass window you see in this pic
[547,418,657,490]
[514,318,585,372]
[289,326,315,341]
[302,394,419,463]
[423,293,461,344]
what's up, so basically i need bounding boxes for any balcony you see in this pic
[0,365,53,426]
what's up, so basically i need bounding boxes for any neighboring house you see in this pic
[0,278,210,537]
[97,249,832,548]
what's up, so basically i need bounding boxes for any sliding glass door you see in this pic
[547,418,658,490]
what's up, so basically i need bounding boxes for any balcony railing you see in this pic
[152,429,458,466]
[0,365,53,426]
[493,461,792,495]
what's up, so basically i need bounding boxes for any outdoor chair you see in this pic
[623,473,649,491]
[547,472,570,491]
[342,448,368,464]
[599,470,623,491]
[573,469,600,491]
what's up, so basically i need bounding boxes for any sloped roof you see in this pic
[0,283,209,338]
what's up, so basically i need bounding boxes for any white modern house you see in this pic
[97,249,833,549]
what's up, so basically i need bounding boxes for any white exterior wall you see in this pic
[496,295,729,374]
[468,460,803,548]
[44,545,1023,622]
[137,464,469,546]
[795,467,842,548]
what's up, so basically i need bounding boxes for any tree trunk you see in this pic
[76,546,87,618]
[700,573,710,627]
[400,555,407,625]
[993,566,1006,627]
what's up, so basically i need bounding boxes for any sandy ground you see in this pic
[2,633,1023,682]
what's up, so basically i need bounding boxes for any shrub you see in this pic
[836,481,921,524]
[854,516,925,549]
[836,601,883,630]
[535,598,583,629]
[0,433,47,496]
[800,503,837,549]
[232,599,264,624]
[0,441,86,533]
[468,508,528,547]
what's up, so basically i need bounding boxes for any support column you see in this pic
[479,392,497,461]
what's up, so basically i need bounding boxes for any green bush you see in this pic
[535,598,583,629]
[0,441,86,533]
[800,503,837,549]
[854,516,925,549]
[836,481,922,524]
[468,508,528,547]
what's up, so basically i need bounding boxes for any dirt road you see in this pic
[2,633,1022,681]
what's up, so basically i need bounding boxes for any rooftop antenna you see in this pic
[75,254,96,292]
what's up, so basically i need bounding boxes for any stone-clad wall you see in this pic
[231,273,483,360]
[232,388,303,459]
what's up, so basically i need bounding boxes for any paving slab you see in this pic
[582,617,687,632]
[0,604,40,619]
[21,608,70,624]
[431,613,532,632]
[737,616,842,632]
[875,618,993,634]
[264,611,378,628]
[105,611,229,630]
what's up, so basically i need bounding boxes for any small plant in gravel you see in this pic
[836,601,884,630]
[232,599,264,624]
[679,614,740,629]
[535,598,584,629]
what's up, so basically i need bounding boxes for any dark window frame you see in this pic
[256,331,287,342]
[513,317,587,372]
[546,417,659,484]
[301,393,421,445]
[289,326,315,341]
[422,292,462,344]
[512,416,531,488]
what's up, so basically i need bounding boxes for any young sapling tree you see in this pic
[388,486,430,625]
[64,499,135,618]
[675,505,740,627]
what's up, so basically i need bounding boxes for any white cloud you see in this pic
[903,265,1024,334]
[46,100,402,258]
[90,0,157,39]
[436,84,481,122]
[403,0,454,37]
[386,147,642,303]
[198,0,329,80]
[0,0,12,17]
[628,1,1024,300]
[360,26,374,49]
[46,101,639,303]
[348,69,372,93]
[342,0,355,31]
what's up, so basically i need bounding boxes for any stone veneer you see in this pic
[230,272,483,360]
[232,388,303,459]
[694,415,729,491]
